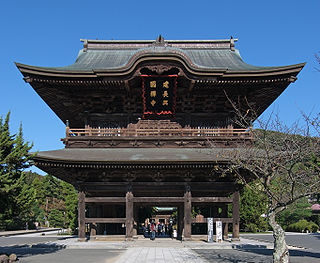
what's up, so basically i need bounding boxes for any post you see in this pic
[78,190,86,241]
[232,191,240,241]
[133,205,139,238]
[177,205,184,240]
[222,204,228,240]
[126,187,134,240]
[224,223,229,240]
[184,186,192,240]
[89,204,97,239]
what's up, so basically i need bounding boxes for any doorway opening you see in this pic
[137,205,178,239]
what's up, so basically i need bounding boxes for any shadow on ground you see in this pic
[194,248,320,263]
[0,243,65,259]
[311,233,320,240]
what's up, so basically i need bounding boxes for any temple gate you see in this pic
[16,36,304,241]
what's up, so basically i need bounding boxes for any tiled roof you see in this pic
[17,38,293,73]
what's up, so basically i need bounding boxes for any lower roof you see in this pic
[33,147,239,164]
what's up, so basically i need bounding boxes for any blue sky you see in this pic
[1,1,320,173]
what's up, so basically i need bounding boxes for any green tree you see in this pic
[240,182,268,232]
[30,173,78,231]
[0,112,34,230]
[60,180,78,231]
[277,198,312,230]
[221,116,320,263]
[48,209,64,228]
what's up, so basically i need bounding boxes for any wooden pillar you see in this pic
[97,204,103,235]
[232,191,240,241]
[224,223,229,240]
[183,186,192,240]
[126,188,134,240]
[222,204,228,240]
[78,190,86,241]
[133,205,139,237]
[89,204,97,239]
[177,205,184,240]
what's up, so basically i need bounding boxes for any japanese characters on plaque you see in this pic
[142,76,177,117]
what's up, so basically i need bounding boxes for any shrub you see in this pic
[287,219,319,233]
[48,209,64,228]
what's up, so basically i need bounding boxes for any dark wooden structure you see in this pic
[16,36,304,241]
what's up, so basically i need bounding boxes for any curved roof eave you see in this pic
[31,148,236,164]
[15,56,306,79]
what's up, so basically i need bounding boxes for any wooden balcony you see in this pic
[63,120,253,148]
[66,126,252,138]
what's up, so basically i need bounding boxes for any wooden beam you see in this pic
[191,197,232,203]
[191,217,233,223]
[82,182,237,187]
[85,218,126,223]
[85,197,125,203]
[133,197,184,203]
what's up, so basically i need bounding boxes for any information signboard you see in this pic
[216,220,223,242]
[207,217,214,243]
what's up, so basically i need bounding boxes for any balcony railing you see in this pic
[66,126,253,139]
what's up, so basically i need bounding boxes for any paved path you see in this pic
[1,234,320,262]
[243,232,320,250]
[116,247,206,263]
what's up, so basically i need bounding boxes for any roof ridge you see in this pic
[81,38,238,51]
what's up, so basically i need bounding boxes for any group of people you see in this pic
[143,221,173,240]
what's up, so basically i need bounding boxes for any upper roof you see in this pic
[16,36,304,76]
[15,36,305,128]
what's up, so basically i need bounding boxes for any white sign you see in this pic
[207,217,214,243]
[216,221,223,242]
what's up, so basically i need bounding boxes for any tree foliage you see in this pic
[0,112,78,232]
[0,112,34,230]
[219,112,320,263]
[240,181,268,232]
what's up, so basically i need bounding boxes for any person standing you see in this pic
[150,221,156,240]
[168,223,173,239]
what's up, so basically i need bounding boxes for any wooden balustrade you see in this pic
[66,126,253,138]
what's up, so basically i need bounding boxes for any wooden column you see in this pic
[78,190,86,241]
[222,204,228,240]
[177,205,184,240]
[126,188,134,240]
[232,191,240,241]
[224,223,229,240]
[183,186,192,240]
[89,204,97,239]
[133,205,139,237]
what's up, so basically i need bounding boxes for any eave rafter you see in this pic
[33,160,223,170]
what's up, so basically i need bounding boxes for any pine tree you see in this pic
[0,112,34,230]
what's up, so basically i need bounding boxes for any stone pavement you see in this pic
[115,247,206,263]
[3,235,320,263]
[45,237,274,263]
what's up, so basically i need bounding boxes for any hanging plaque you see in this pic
[141,75,177,117]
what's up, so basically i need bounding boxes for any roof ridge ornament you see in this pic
[153,34,167,46]
[230,36,235,51]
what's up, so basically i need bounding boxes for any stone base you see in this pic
[94,235,125,241]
